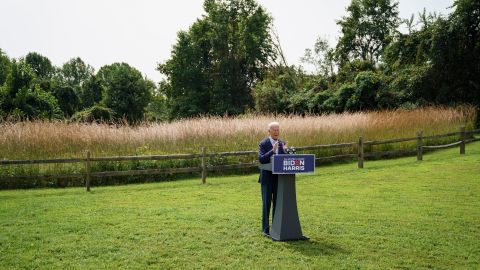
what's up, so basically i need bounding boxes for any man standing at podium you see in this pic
[258,122,288,236]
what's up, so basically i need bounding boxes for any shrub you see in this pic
[13,85,62,119]
[71,105,114,123]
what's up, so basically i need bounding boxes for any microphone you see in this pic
[279,139,296,154]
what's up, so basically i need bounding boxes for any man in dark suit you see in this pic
[258,122,288,236]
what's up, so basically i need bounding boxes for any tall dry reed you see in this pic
[0,106,476,160]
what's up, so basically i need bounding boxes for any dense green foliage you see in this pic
[262,0,480,117]
[1,142,479,268]
[71,104,114,123]
[0,49,12,86]
[159,0,275,119]
[0,54,154,122]
[97,63,153,122]
[335,0,400,64]
[0,0,478,122]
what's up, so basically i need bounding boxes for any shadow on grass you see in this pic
[283,238,348,257]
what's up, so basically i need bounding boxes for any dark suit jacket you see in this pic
[258,137,286,184]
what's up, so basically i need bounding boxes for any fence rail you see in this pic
[364,136,418,146]
[295,142,356,151]
[0,158,86,165]
[422,141,463,149]
[1,127,479,191]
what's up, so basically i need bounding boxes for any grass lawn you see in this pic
[1,142,479,269]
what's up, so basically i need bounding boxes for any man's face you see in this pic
[269,125,280,140]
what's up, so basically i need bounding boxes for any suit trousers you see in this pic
[261,174,278,233]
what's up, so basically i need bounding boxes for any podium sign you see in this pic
[272,154,315,174]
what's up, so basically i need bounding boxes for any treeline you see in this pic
[0,0,479,123]
[253,0,480,115]
[0,53,156,122]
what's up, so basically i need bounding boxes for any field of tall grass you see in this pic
[0,106,476,160]
[0,106,477,188]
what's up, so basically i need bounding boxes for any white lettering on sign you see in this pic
[282,158,306,171]
[283,165,305,171]
[282,159,305,166]
[283,160,305,171]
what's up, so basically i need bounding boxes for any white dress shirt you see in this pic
[269,136,279,154]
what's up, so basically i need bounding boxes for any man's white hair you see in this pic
[268,121,280,130]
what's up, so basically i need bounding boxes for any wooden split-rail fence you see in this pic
[1,127,479,191]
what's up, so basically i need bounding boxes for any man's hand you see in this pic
[283,141,289,151]
[272,141,279,153]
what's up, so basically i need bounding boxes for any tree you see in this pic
[382,0,480,111]
[158,26,212,119]
[97,63,152,122]
[80,74,103,108]
[13,84,62,119]
[159,0,276,119]
[336,0,400,64]
[427,0,480,106]
[253,77,290,114]
[205,0,275,115]
[253,66,323,114]
[145,81,166,122]
[0,49,11,86]
[51,57,97,110]
[24,52,54,79]
[0,50,12,115]
[60,57,94,88]
[0,84,8,116]
[336,59,375,83]
[386,64,430,106]
[301,36,335,78]
[51,85,80,117]
[345,71,386,111]
[382,9,439,70]
[4,59,36,99]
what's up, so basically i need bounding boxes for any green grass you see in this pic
[1,142,479,269]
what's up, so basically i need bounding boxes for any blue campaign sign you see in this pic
[272,154,315,174]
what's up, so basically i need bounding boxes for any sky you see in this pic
[0,0,454,82]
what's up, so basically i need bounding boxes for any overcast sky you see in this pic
[0,0,454,82]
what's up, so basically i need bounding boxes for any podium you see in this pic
[259,154,315,241]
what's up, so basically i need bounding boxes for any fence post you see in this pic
[460,126,466,155]
[201,147,206,184]
[85,150,91,192]
[417,130,423,161]
[358,136,364,169]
